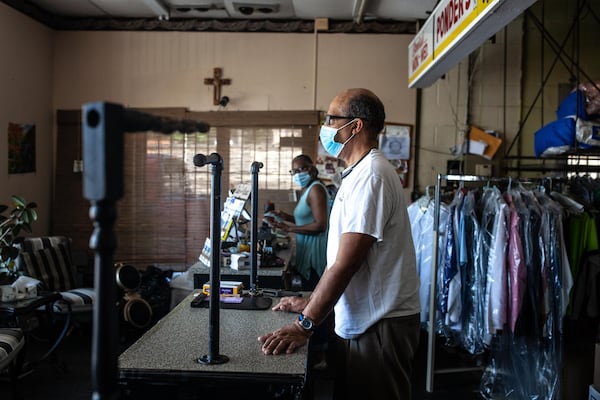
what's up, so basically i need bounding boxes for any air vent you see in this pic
[225,0,294,19]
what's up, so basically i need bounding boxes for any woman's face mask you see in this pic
[293,171,311,187]
[319,119,357,158]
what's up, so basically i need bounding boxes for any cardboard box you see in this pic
[590,384,600,400]
[469,126,502,160]
[202,281,243,296]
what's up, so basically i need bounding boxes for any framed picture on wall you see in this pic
[379,123,411,160]
[378,123,412,188]
[315,141,345,187]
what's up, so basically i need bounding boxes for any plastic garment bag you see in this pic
[438,191,463,341]
[437,188,485,353]
[479,187,508,344]
[505,192,527,333]
[458,190,485,354]
[408,198,430,323]
[481,189,572,400]
[408,199,449,324]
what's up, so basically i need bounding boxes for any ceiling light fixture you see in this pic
[238,6,254,15]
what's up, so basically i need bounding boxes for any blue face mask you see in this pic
[293,171,311,187]
[319,119,357,158]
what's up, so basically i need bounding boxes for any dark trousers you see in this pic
[332,313,420,400]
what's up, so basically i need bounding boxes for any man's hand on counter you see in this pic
[271,296,309,313]
[258,322,311,355]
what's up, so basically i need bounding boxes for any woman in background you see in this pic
[267,154,329,291]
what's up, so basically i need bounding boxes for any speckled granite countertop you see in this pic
[119,292,307,382]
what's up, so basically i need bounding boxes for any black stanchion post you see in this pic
[246,161,272,310]
[82,102,210,399]
[250,161,263,295]
[194,153,229,365]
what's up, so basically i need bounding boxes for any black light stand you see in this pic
[193,153,229,365]
[247,161,273,309]
[82,102,209,400]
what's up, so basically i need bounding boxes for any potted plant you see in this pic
[0,195,38,287]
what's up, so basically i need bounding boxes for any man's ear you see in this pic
[353,118,364,134]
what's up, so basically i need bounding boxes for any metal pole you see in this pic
[196,153,229,365]
[250,161,263,294]
[82,101,210,399]
[425,173,442,392]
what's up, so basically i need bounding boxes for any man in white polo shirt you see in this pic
[259,88,420,400]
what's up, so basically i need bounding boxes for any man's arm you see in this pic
[258,232,375,355]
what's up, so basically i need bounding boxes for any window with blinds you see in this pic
[53,109,320,270]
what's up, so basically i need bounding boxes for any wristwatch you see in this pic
[298,313,316,331]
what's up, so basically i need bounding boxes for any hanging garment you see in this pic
[521,189,546,336]
[439,192,462,335]
[408,199,449,323]
[571,251,600,319]
[505,192,527,333]
[479,187,508,343]
[512,188,539,337]
[566,212,599,284]
[459,190,485,354]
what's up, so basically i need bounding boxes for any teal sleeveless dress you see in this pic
[293,180,329,281]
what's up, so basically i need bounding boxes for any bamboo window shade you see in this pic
[53,109,320,269]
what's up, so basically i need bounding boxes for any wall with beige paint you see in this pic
[0,3,53,235]
[52,31,415,122]
[51,30,416,198]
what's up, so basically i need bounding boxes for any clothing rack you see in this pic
[426,173,579,393]
[427,173,530,392]
[426,174,484,392]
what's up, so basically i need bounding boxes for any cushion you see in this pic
[20,244,77,292]
[0,328,25,369]
[18,236,71,253]
[54,288,96,314]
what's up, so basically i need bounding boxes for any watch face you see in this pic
[299,314,314,330]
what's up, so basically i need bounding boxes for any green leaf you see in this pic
[11,195,26,208]
[27,209,38,221]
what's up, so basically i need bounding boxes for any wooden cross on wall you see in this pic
[204,67,231,106]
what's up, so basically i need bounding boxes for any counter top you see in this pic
[119,291,307,384]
